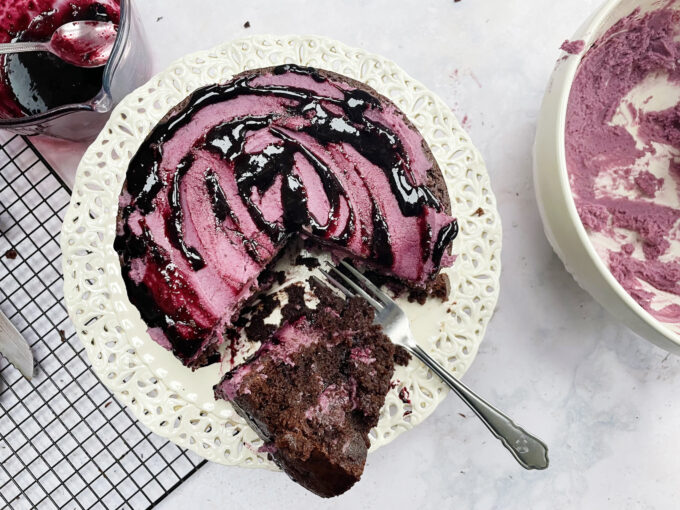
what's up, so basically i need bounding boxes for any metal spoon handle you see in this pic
[410,343,549,470]
[0,42,50,56]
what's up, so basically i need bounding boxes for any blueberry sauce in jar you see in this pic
[0,0,120,118]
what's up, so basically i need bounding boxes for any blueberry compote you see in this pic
[0,0,120,118]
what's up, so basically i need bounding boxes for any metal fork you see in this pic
[317,261,549,470]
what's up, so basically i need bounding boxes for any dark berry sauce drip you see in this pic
[167,154,205,271]
[420,218,433,263]
[268,127,352,243]
[203,115,275,161]
[204,167,263,264]
[371,200,393,267]
[126,144,162,214]
[115,222,213,364]
[301,88,440,217]
[126,64,440,259]
[232,142,295,244]
[1,2,119,117]
[198,113,353,250]
[203,116,288,244]
[273,63,325,83]
[205,168,238,226]
[432,220,459,269]
[281,173,308,231]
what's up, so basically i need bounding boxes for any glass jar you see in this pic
[0,0,150,141]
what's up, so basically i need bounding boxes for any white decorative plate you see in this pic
[61,35,501,468]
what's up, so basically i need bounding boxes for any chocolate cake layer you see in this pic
[215,282,395,497]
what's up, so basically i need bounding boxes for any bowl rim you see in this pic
[554,0,680,347]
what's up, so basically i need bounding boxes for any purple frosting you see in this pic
[565,4,680,323]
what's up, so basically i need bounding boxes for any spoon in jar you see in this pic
[0,20,118,68]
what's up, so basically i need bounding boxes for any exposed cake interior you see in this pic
[115,64,458,368]
[214,280,395,498]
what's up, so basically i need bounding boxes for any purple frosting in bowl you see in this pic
[565,3,680,328]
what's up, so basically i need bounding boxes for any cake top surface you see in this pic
[115,64,458,368]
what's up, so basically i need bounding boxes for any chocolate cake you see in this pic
[214,282,395,497]
[115,64,458,369]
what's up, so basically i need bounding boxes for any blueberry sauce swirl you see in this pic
[115,64,458,368]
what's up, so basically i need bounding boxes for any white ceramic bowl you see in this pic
[533,0,680,354]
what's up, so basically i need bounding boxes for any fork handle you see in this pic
[410,344,549,470]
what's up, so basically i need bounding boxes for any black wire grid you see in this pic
[0,133,206,509]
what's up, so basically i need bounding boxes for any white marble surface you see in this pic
[38,0,680,508]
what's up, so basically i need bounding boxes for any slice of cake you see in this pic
[115,64,458,369]
[214,281,395,497]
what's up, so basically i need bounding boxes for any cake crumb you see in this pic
[156,16,163,22]
[104,401,112,408]
[407,274,449,303]
[430,274,450,301]
[393,346,411,366]
[473,207,484,217]
[4,248,17,260]
[275,271,286,285]
[294,255,320,269]
[244,295,279,344]
[407,287,427,304]
[243,21,251,28]
[58,329,66,342]
[458,412,467,418]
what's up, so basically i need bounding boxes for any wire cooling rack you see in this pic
[0,133,206,510]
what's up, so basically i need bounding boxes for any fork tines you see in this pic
[317,261,395,311]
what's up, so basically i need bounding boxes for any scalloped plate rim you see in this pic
[60,34,502,468]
